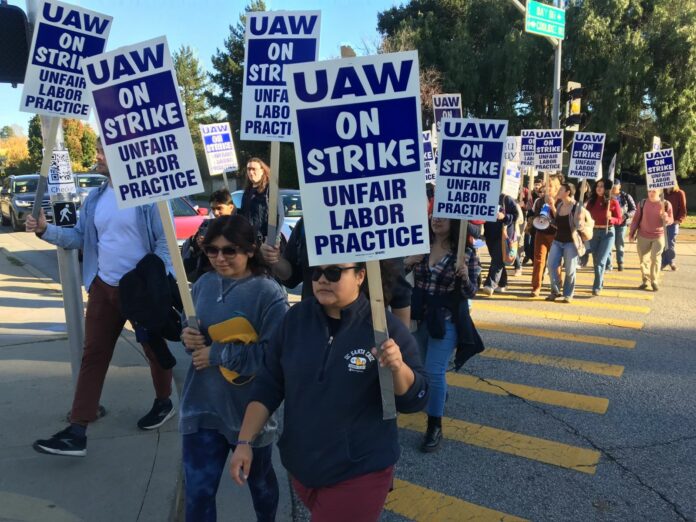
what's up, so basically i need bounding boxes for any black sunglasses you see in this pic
[311,265,360,283]
[204,245,240,258]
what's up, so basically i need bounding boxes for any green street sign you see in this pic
[525,0,565,40]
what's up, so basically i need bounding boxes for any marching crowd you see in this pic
[22,141,688,521]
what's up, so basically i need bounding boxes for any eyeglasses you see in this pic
[311,265,360,283]
[204,246,239,258]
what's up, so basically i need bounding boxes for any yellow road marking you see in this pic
[386,479,528,522]
[573,288,654,300]
[473,302,644,330]
[503,280,642,292]
[447,374,609,414]
[480,347,625,378]
[481,293,650,313]
[475,320,636,349]
[399,413,600,474]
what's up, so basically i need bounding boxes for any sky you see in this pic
[0,0,402,134]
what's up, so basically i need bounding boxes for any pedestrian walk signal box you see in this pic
[53,201,77,228]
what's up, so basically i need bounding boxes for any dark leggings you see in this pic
[182,429,278,522]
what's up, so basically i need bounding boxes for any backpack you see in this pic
[578,203,594,241]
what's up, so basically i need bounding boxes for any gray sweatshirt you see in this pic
[179,271,289,447]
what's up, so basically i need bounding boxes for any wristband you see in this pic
[236,440,252,446]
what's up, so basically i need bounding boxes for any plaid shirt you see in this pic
[412,248,481,300]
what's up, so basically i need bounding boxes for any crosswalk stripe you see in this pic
[502,280,643,292]
[475,320,636,349]
[479,293,650,313]
[386,479,528,522]
[479,347,625,378]
[572,288,654,300]
[447,373,609,414]
[473,302,644,330]
[399,413,600,474]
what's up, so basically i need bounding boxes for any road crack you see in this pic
[458,368,691,521]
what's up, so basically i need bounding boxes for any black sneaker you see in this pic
[137,399,175,430]
[33,427,86,457]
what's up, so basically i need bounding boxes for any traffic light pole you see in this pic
[510,0,562,129]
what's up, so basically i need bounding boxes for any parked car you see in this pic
[231,188,302,241]
[0,174,54,231]
[171,196,209,247]
[74,173,107,204]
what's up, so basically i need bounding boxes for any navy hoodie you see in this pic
[250,293,429,488]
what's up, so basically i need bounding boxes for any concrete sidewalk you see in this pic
[0,241,293,521]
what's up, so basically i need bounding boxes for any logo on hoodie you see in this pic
[344,348,375,373]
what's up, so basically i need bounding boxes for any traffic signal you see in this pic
[563,81,585,131]
[0,4,30,86]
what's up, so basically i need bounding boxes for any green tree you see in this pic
[80,124,97,170]
[379,0,696,177]
[174,45,215,179]
[27,115,43,171]
[0,126,15,139]
[207,1,301,188]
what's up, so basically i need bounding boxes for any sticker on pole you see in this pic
[52,201,77,227]
[241,10,320,142]
[200,122,238,175]
[82,36,203,208]
[567,132,605,180]
[20,0,112,119]
[520,130,535,167]
[533,129,563,171]
[285,51,429,265]
[47,150,77,196]
[432,118,508,221]
[644,148,677,190]
[432,94,462,133]
[423,130,436,184]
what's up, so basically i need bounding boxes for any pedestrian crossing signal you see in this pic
[53,201,77,228]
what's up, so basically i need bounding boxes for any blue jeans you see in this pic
[484,235,508,289]
[661,223,679,267]
[606,224,626,269]
[183,429,278,522]
[548,240,579,298]
[589,228,615,292]
[415,321,457,417]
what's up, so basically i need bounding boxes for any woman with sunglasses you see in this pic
[230,262,429,522]
[405,216,482,453]
[179,215,288,522]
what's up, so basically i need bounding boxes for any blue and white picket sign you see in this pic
[501,161,521,198]
[432,117,509,221]
[199,122,238,175]
[241,10,321,142]
[47,150,76,197]
[432,93,462,133]
[81,36,203,208]
[285,51,429,266]
[644,148,677,190]
[20,0,112,119]
[567,132,605,180]
[520,129,536,167]
[423,130,437,184]
[533,128,563,171]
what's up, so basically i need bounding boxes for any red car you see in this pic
[171,197,208,247]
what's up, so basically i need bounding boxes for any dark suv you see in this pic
[0,174,53,231]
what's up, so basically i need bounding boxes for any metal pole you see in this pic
[552,39,562,129]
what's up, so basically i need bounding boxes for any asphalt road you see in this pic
[3,223,696,521]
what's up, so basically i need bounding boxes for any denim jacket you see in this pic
[40,183,173,291]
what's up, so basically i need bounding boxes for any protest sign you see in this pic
[241,10,320,142]
[652,136,661,151]
[504,136,521,163]
[432,118,509,221]
[423,130,437,184]
[82,36,203,209]
[432,93,462,133]
[533,129,563,171]
[567,132,605,180]
[644,148,677,190]
[285,50,429,266]
[47,149,77,196]
[501,161,521,198]
[200,122,238,175]
[520,129,535,167]
[20,0,112,119]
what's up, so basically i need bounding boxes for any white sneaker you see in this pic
[514,269,523,277]
[481,286,494,296]
[494,286,507,294]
